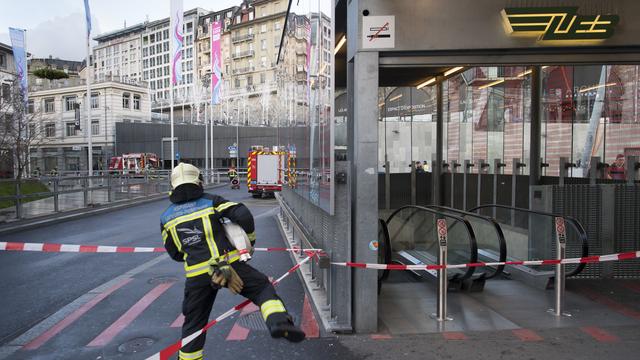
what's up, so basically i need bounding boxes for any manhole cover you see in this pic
[148,276,179,284]
[237,312,269,331]
[118,337,155,354]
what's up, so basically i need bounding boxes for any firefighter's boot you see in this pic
[267,313,306,343]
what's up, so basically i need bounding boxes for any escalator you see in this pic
[378,205,482,291]
[468,204,589,288]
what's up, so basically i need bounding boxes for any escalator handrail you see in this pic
[425,205,507,280]
[467,204,589,277]
[385,205,479,281]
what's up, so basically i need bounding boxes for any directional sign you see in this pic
[362,15,395,49]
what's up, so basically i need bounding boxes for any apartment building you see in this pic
[223,0,287,126]
[93,23,145,84]
[28,77,151,172]
[194,6,237,122]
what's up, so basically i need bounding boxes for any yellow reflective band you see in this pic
[165,208,216,229]
[179,349,203,360]
[215,201,238,213]
[162,230,168,244]
[201,216,219,259]
[260,299,286,321]
[170,228,182,251]
[184,261,211,278]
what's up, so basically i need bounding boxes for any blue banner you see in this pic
[83,0,92,39]
[8,27,27,104]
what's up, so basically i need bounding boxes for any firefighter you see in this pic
[228,165,239,189]
[161,163,305,360]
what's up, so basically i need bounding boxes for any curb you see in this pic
[0,183,227,235]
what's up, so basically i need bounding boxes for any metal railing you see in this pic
[0,169,229,222]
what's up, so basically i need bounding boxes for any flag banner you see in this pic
[8,27,27,104]
[211,21,222,105]
[170,0,184,86]
[83,0,92,39]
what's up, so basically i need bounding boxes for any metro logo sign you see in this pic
[501,7,619,42]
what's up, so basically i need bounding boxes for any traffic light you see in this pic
[74,103,81,130]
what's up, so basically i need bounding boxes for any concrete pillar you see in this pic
[347,51,379,333]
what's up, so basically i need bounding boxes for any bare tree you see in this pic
[0,77,49,180]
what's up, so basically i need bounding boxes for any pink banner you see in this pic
[211,21,222,105]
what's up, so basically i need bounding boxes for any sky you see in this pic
[0,0,240,60]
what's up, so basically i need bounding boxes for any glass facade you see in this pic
[378,65,640,177]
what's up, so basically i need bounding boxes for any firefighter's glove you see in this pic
[211,261,244,294]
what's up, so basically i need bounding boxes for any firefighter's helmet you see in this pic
[171,163,203,189]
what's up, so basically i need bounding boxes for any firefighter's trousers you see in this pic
[179,262,289,360]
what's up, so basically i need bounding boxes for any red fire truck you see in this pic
[246,146,286,198]
[108,153,160,174]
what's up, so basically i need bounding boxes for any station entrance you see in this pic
[334,0,640,334]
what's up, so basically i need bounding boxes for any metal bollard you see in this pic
[476,159,488,209]
[493,159,506,219]
[463,160,474,211]
[550,217,571,317]
[53,179,59,212]
[511,158,525,226]
[107,174,112,203]
[15,180,22,219]
[450,161,460,208]
[432,218,452,321]
[83,177,88,207]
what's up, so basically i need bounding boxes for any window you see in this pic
[91,121,99,135]
[235,78,241,88]
[164,42,169,52]
[2,83,10,101]
[261,39,267,50]
[236,15,241,23]
[0,53,6,69]
[122,93,130,108]
[163,29,169,39]
[65,96,77,111]
[27,100,34,113]
[65,122,77,137]
[260,73,266,84]
[248,27,253,35]
[247,75,253,86]
[249,12,254,21]
[275,21,281,30]
[186,22,193,33]
[261,56,267,68]
[45,123,55,137]
[261,24,267,33]
[261,6,267,17]
[44,98,55,113]
[91,93,99,109]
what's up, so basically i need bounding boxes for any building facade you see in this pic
[28,77,151,172]
[222,0,287,126]
[93,24,146,84]
[0,42,16,97]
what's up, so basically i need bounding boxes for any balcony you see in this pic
[231,33,254,43]
[233,66,255,75]
[232,50,255,59]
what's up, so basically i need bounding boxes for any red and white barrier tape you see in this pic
[145,251,317,360]
[332,250,640,271]
[0,242,321,254]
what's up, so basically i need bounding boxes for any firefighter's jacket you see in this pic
[161,193,256,279]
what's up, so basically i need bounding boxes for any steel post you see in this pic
[493,159,505,219]
[385,160,390,210]
[53,179,59,212]
[15,180,22,219]
[550,217,570,317]
[590,156,600,185]
[432,218,451,321]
